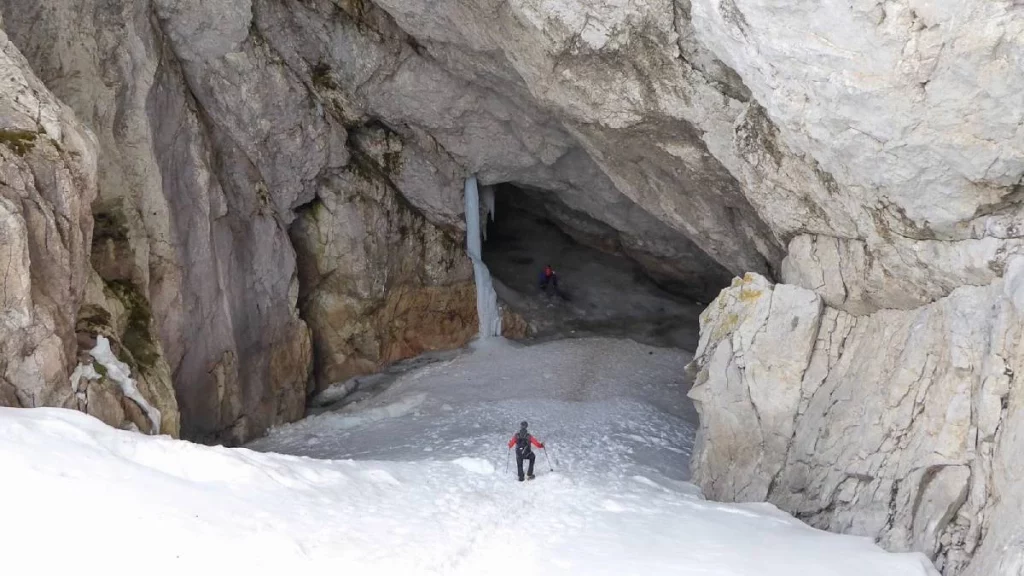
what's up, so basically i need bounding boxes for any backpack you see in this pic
[516,429,531,452]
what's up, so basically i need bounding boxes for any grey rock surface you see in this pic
[288,130,481,392]
[689,270,1024,574]
[2,0,319,443]
[0,27,97,412]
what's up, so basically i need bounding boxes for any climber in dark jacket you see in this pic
[507,421,545,481]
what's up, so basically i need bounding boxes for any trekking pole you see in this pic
[542,447,554,472]
[505,448,511,474]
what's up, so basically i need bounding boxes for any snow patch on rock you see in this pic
[88,336,161,435]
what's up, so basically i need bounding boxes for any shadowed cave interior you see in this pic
[481,184,730,352]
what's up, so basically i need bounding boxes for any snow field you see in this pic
[0,338,939,575]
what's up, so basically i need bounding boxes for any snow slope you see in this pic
[1,338,939,575]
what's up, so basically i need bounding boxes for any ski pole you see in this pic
[542,447,554,471]
[505,448,511,474]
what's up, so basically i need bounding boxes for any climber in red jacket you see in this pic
[538,264,559,292]
[508,421,544,481]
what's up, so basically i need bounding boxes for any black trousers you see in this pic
[516,449,536,479]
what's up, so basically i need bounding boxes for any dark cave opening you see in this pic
[481,185,725,352]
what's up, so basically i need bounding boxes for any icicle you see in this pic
[465,176,502,338]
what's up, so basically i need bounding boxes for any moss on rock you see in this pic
[103,280,161,376]
[311,62,337,90]
[0,129,38,156]
[92,208,131,245]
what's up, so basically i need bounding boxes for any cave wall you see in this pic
[0,28,97,413]
[0,0,481,444]
[288,127,480,393]
[0,25,180,436]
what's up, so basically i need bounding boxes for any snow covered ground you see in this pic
[1,338,938,575]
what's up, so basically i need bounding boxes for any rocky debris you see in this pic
[689,269,1024,574]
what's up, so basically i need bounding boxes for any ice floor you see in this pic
[1,338,939,575]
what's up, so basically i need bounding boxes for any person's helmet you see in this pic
[520,421,528,429]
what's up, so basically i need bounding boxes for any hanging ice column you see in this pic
[464,176,502,338]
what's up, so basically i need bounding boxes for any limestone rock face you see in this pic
[74,270,180,436]
[253,0,760,281]
[1,0,502,442]
[1,0,330,443]
[689,271,1024,574]
[0,29,97,412]
[256,0,1024,314]
[288,141,477,392]
[0,23,180,437]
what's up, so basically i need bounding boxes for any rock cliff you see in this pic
[0,27,97,413]
[689,271,1024,574]
[1,0,1022,572]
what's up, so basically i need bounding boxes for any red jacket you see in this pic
[509,434,544,449]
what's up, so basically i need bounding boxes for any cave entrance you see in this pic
[481,184,716,351]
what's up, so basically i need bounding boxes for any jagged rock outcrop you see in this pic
[1,0,320,443]
[73,270,180,436]
[689,270,1024,575]
[0,29,95,411]
[0,28,92,407]
[0,23,180,436]
[0,0,493,443]
[289,132,477,392]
